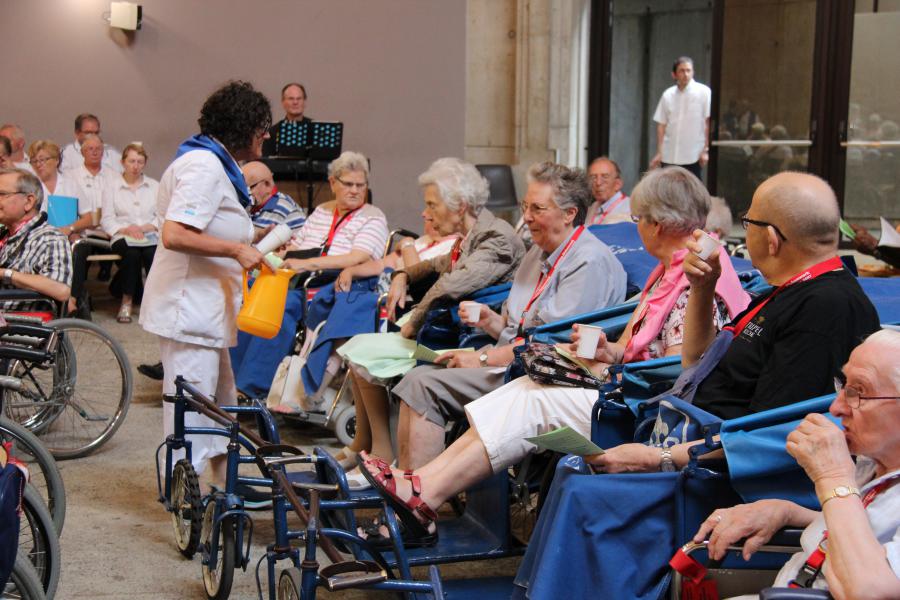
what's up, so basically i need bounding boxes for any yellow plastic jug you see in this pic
[236,267,295,339]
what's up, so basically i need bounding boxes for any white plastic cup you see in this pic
[694,230,723,261]
[576,324,604,359]
[255,223,293,255]
[460,301,483,325]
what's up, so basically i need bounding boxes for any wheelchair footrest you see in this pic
[320,560,387,591]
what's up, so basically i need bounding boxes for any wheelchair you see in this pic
[0,291,132,460]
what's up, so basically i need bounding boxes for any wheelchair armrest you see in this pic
[302,269,342,290]
[0,290,64,317]
[767,528,804,548]
[71,236,112,251]
[759,588,830,600]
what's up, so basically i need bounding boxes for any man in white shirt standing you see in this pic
[650,56,711,180]
[585,157,631,225]
[60,113,122,174]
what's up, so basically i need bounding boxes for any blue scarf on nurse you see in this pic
[175,135,253,209]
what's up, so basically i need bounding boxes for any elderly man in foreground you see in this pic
[0,168,72,310]
[695,329,900,598]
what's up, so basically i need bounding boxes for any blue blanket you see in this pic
[301,276,380,395]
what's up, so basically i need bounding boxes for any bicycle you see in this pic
[0,315,132,459]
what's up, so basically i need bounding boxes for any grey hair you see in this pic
[328,151,369,181]
[527,161,591,226]
[81,133,104,145]
[417,158,490,215]
[0,167,43,210]
[865,329,900,391]
[631,166,710,235]
[705,196,733,237]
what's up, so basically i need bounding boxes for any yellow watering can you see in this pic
[236,267,295,339]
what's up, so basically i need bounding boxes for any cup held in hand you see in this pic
[576,324,604,359]
[459,301,482,325]
[255,223,293,256]
[694,230,723,261]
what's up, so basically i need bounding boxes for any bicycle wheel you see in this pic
[0,418,66,535]
[171,459,202,558]
[8,318,132,460]
[3,556,46,600]
[276,567,302,600]
[19,485,59,599]
[200,501,235,600]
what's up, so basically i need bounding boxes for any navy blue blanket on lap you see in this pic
[301,276,380,395]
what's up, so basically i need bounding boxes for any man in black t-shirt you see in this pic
[591,171,880,473]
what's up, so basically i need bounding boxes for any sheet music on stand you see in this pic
[267,121,343,213]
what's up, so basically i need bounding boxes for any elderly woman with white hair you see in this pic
[331,157,527,471]
[230,151,389,410]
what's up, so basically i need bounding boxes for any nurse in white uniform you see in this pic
[140,81,271,485]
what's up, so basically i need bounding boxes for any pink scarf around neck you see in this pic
[621,246,750,363]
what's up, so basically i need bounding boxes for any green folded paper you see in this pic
[525,427,604,456]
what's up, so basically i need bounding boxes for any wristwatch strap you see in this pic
[819,485,860,507]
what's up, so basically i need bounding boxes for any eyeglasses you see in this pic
[336,178,367,190]
[249,179,273,190]
[630,214,644,224]
[520,202,553,215]
[833,376,900,409]
[741,213,789,242]
[0,190,25,199]
[29,156,58,166]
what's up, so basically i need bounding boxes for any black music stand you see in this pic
[266,120,343,214]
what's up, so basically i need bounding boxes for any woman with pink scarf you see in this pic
[357,166,750,547]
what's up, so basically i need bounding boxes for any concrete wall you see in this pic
[2,0,466,231]
[609,0,713,191]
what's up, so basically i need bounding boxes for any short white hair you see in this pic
[417,157,489,215]
[631,166,710,235]
[865,329,900,391]
[328,151,369,181]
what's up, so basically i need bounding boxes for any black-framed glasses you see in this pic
[833,376,900,409]
[741,213,788,242]
[248,178,273,190]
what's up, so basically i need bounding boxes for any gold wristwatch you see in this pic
[819,485,860,507]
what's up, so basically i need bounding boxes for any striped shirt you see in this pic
[0,213,73,311]
[250,190,306,231]
[292,202,388,259]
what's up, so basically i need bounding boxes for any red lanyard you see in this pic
[0,215,36,252]
[726,256,844,337]
[322,207,359,255]
[592,194,628,225]
[449,238,464,270]
[516,226,585,336]
[790,473,900,588]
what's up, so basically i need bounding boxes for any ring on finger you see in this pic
[713,514,723,523]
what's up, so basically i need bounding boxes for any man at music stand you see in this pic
[263,82,311,156]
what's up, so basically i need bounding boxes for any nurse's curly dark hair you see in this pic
[198,81,272,154]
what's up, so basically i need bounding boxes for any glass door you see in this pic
[711,0,818,216]
[840,3,900,230]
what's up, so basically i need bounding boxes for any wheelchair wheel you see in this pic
[0,417,66,535]
[331,405,356,447]
[19,484,60,599]
[7,318,132,460]
[3,555,46,600]
[508,451,560,545]
[276,567,302,600]
[171,459,202,558]
[200,501,235,600]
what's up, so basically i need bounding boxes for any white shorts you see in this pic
[465,375,598,473]
[160,337,237,474]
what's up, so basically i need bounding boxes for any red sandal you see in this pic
[357,454,438,546]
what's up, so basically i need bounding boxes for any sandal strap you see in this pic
[405,474,438,523]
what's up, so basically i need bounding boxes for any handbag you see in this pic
[520,342,604,389]
[266,320,325,411]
